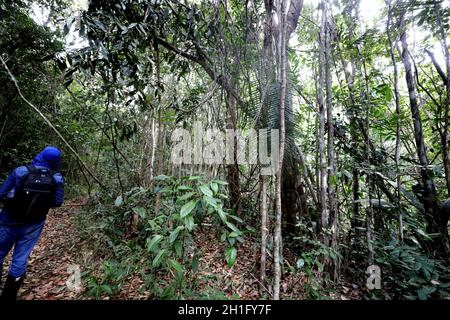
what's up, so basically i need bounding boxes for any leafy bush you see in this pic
[85,260,132,299]
[293,223,342,299]
[374,239,450,300]
[78,175,243,299]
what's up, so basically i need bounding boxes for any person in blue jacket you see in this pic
[0,146,64,300]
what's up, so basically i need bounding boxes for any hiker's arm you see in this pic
[0,171,16,200]
[52,174,64,207]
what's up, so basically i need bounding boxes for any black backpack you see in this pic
[5,165,56,222]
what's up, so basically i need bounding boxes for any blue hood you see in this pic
[31,146,61,171]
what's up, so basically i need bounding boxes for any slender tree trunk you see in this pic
[366,205,375,264]
[273,0,288,301]
[153,110,165,216]
[317,0,328,244]
[324,0,337,248]
[260,175,268,294]
[282,160,299,234]
[386,0,404,243]
[434,2,450,252]
[323,0,339,278]
[355,2,376,263]
[324,0,335,219]
[295,144,318,207]
[343,0,360,232]
[435,3,450,198]
[263,0,275,75]
[352,169,359,229]
[142,108,155,187]
[226,89,241,216]
[260,0,273,298]
[398,8,446,254]
[153,43,164,215]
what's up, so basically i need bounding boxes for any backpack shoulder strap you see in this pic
[26,164,56,175]
[15,165,34,190]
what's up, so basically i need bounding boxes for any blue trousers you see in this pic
[0,220,45,278]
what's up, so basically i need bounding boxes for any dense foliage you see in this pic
[1,0,449,300]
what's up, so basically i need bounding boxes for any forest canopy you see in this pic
[0,0,450,300]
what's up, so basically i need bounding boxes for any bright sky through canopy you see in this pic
[31,0,447,67]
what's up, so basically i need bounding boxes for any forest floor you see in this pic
[2,201,360,300]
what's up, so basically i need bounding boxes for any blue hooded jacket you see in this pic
[0,146,65,224]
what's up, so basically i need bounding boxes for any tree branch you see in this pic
[152,35,243,105]
[426,49,448,86]
[0,55,106,189]
[286,0,304,38]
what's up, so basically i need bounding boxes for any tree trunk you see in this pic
[352,168,360,229]
[324,0,337,267]
[225,89,241,216]
[273,0,288,301]
[260,175,268,294]
[386,0,403,243]
[342,0,360,232]
[317,0,329,244]
[398,9,447,254]
[282,159,299,234]
[322,0,339,278]
[435,3,450,198]
[153,110,165,216]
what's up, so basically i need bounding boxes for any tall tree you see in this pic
[386,0,404,243]
[317,0,328,242]
[273,0,288,301]
[398,4,447,255]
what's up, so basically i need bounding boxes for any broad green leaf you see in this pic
[199,184,213,197]
[217,208,227,222]
[185,215,195,231]
[210,182,218,194]
[168,259,184,274]
[180,200,197,218]
[217,193,228,200]
[416,228,432,240]
[101,285,113,295]
[177,185,193,191]
[226,221,241,235]
[152,249,166,268]
[178,192,195,201]
[156,186,171,194]
[132,207,146,219]
[146,235,163,252]
[173,240,183,257]
[225,247,237,268]
[169,226,185,244]
[384,85,393,101]
[203,195,218,209]
[229,214,243,223]
[212,179,228,185]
